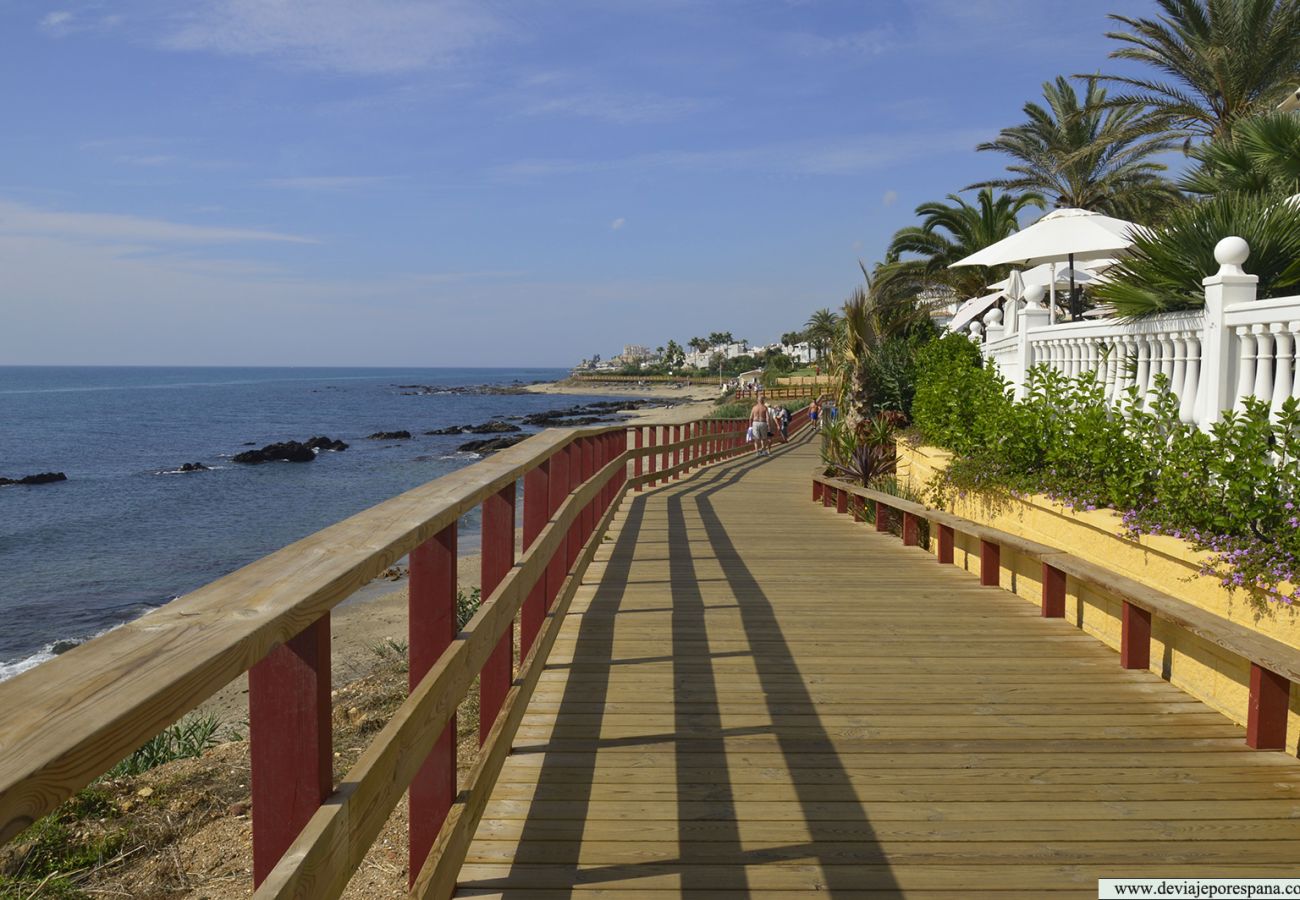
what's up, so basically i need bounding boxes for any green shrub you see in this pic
[109,713,222,777]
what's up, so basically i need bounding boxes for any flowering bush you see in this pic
[912,342,1300,607]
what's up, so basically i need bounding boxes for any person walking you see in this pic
[779,405,790,441]
[749,394,771,457]
[809,398,821,432]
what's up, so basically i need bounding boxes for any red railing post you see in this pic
[902,512,919,546]
[249,616,332,886]
[836,489,848,515]
[1042,563,1066,617]
[823,485,833,508]
[408,524,457,883]
[479,482,515,743]
[813,480,822,502]
[1120,601,1151,670]
[634,427,644,491]
[547,444,571,610]
[1247,664,1290,750]
[979,540,1000,587]
[521,459,549,660]
[648,427,658,487]
[937,524,954,563]
[852,497,864,522]
[874,500,888,532]
[581,437,596,540]
[565,441,582,570]
[672,425,681,479]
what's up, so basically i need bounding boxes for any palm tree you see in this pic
[1095,0,1300,141]
[970,76,1180,222]
[804,309,839,363]
[1181,111,1300,196]
[885,188,1045,299]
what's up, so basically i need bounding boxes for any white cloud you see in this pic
[160,0,505,75]
[788,27,894,58]
[40,10,74,31]
[610,217,626,231]
[523,91,708,125]
[264,175,398,192]
[882,190,898,207]
[0,199,314,245]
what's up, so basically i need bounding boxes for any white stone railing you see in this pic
[972,237,1300,429]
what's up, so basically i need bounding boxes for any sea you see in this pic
[0,366,636,681]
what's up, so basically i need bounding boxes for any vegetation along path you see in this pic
[455,434,1300,898]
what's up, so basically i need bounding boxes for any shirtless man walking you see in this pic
[750,394,771,457]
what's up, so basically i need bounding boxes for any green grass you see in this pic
[0,788,132,899]
[108,713,222,778]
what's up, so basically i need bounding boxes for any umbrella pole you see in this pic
[1068,252,1080,320]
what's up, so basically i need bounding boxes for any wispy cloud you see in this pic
[610,217,626,231]
[263,175,399,192]
[787,27,894,58]
[0,199,314,245]
[523,91,708,125]
[495,129,988,180]
[159,0,506,75]
[882,190,898,207]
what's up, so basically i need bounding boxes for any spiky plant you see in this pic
[970,76,1181,221]
[1181,111,1300,197]
[1096,0,1300,140]
[1093,192,1300,316]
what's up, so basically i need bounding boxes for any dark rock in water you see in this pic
[178,462,209,473]
[392,383,529,396]
[466,421,521,434]
[458,435,528,453]
[50,639,81,655]
[305,435,349,452]
[232,441,315,464]
[549,416,614,427]
[0,472,68,486]
[424,426,464,435]
[242,442,258,446]
[367,430,412,440]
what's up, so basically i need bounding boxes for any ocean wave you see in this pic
[0,608,169,683]
[154,465,224,476]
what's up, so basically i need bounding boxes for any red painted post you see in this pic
[1247,663,1290,750]
[581,437,595,540]
[812,480,822,502]
[937,524,954,564]
[822,485,832,508]
[979,540,1000,587]
[565,442,582,570]
[521,460,549,659]
[634,427,644,491]
[1042,563,1066,618]
[249,616,332,886]
[408,525,456,883]
[852,497,864,522]
[672,425,681,479]
[648,427,658,487]
[479,482,515,744]
[902,512,919,546]
[1120,601,1151,670]
[836,488,848,514]
[547,445,570,610]
[874,500,888,532]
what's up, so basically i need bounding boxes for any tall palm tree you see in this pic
[884,188,1045,299]
[970,76,1180,222]
[804,309,839,362]
[1096,0,1300,141]
[1181,111,1300,196]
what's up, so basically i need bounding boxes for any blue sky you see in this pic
[1,0,1167,366]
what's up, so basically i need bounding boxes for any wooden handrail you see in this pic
[0,408,803,899]
[812,471,1300,751]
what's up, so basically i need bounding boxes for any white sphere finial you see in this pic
[984,307,1003,327]
[1023,283,1046,307]
[1214,236,1250,275]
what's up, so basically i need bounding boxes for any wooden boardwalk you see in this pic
[456,433,1300,898]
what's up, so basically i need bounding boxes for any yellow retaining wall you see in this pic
[897,442,1300,757]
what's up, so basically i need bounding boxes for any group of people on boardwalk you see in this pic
[748,394,790,457]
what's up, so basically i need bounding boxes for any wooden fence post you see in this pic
[479,482,515,743]
[565,442,582,570]
[673,425,681,479]
[874,501,888,532]
[249,615,332,886]
[812,480,822,502]
[408,525,457,883]
[902,512,919,547]
[521,460,549,659]
[979,540,1000,587]
[937,524,954,564]
[634,427,643,491]
[547,445,570,610]
[1042,563,1066,618]
[836,489,848,515]
[1247,663,1290,750]
[1120,601,1151,670]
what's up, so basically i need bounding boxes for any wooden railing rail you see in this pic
[730,386,818,401]
[811,472,1300,752]
[0,408,809,899]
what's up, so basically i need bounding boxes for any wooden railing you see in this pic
[0,411,810,899]
[811,472,1300,752]
[567,373,718,385]
[731,386,819,401]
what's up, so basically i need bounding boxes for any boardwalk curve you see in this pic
[457,433,1300,898]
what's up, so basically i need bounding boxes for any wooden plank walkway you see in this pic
[456,432,1300,898]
